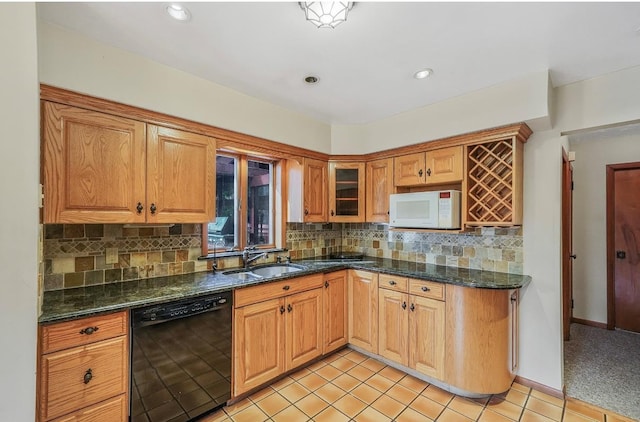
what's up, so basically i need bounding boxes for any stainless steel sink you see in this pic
[250,264,305,278]
[223,263,306,280]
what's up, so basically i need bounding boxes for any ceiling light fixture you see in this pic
[304,75,319,84]
[166,4,191,21]
[299,2,354,29]
[414,68,434,79]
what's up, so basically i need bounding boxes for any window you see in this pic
[206,154,275,251]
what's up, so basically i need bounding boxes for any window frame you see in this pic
[203,152,278,254]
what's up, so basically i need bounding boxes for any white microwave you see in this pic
[389,190,461,229]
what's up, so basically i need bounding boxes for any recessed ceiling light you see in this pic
[414,68,434,79]
[304,75,319,84]
[166,4,191,21]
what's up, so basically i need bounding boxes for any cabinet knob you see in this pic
[136,202,143,214]
[426,168,432,177]
[287,304,293,313]
[304,209,309,215]
[79,326,99,335]
[418,169,423,177]
[283,285,290,291]
[421,286,430,292]
[388,280,396,286]
[280,306,285,314]
[331,210,335,216]
[150,203,157,214]
[410,303,415,312]
[402,301,407,310]
[324,281,329,288]
[83,368,93,384]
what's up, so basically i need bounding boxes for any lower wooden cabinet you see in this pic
[233,274,324,397]
[38,311,129,422]
[378,280,446,381]
[348,270,378,353]
[323,271,348,354]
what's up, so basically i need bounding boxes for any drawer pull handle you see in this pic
[402,301,407,310]
[150,203,157,215]
[421,286,430,292]
[324,281,329,288]
[283,285,290,291]
[79,326,99,335]
[287,304,293,313]
[136,202,143,214]
[388,280,396,286]
[280,306,285,314]
[410,303,415,312]
[83,368,93,384]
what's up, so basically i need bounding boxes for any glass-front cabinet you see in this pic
[329,162,365,222]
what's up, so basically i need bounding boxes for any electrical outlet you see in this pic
[105,248,118,264]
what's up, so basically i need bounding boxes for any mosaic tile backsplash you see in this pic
[43,222,523,291]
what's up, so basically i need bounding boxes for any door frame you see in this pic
[606,161,640,330]
[561,148,573,340]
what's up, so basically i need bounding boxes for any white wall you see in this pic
[570,132,640,323]
[37,22,332,154]
[331,71,551,154]
[0,3,39,420]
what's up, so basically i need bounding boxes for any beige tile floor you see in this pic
[201,349,636,422]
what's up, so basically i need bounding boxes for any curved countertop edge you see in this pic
[39,256,531,324]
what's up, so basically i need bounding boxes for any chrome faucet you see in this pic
[242,246,268,269]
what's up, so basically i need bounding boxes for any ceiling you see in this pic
[37,2,640,126]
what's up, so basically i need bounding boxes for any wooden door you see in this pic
[285,289,323,370]
[303,158,328,222]
[42,102,146,223]
[323,271,348,354]
[394,152,425,186]
[562,149,574,340]
[378,289,408,365]
[425,146,463,184]
[147,125,215,223]
[233,298,285,396]
[329,162,365,222]
[609,165,640,332]
[366,158,394,223]
[348,270,378,353]
[409,295,445,380]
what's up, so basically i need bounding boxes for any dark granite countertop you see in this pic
[39,256,531,324]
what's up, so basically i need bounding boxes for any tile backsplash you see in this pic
[42,222,523,292]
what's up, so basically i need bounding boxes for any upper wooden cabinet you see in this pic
[303,158,328,222]
[464,138,523,226]
[42,102,215,223]
[365,158,394,223]
[329,162,365,222]
[394,146,463,187]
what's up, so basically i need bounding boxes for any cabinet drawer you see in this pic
[51,394,127,422]
[378,274,408,292]
[409,279,445,301]
[40,311,128,354]
[40,336,128,421]
[235,274,324,308]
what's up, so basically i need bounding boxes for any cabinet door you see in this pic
[425,146,463,184]
[348,270,378,353]
[303,158,328,222]
[409,295,445,381]
[42,102,146,223]
[146,125,215,223]
[323,271,348,354]
[510,290,519,372]
[329,162,365,222]
[366,158,394,223]
[286,289,323,370]
[378,289,409,366]
[233,298,285,396]
[394,152,425,186]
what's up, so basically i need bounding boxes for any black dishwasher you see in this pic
[130,291,232,422]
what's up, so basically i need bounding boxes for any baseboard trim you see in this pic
[514,376,564,399]
[571,317,608,329]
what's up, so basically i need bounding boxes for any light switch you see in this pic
[106,248,118,264]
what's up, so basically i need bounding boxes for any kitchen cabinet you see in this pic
[445,285,518,394]
[323,271,348,354]
[465,138,523,226]
[394,146,463,187]
[233,274,324,396]
[303,158,329,222]
[42,102,215,223]
[329,162,365,222]
[378,276,446,381]
[365,158,394,223]
[37,311,129,422]
[348,270,378,353]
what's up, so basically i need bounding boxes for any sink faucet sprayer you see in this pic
[242,246,268,269]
